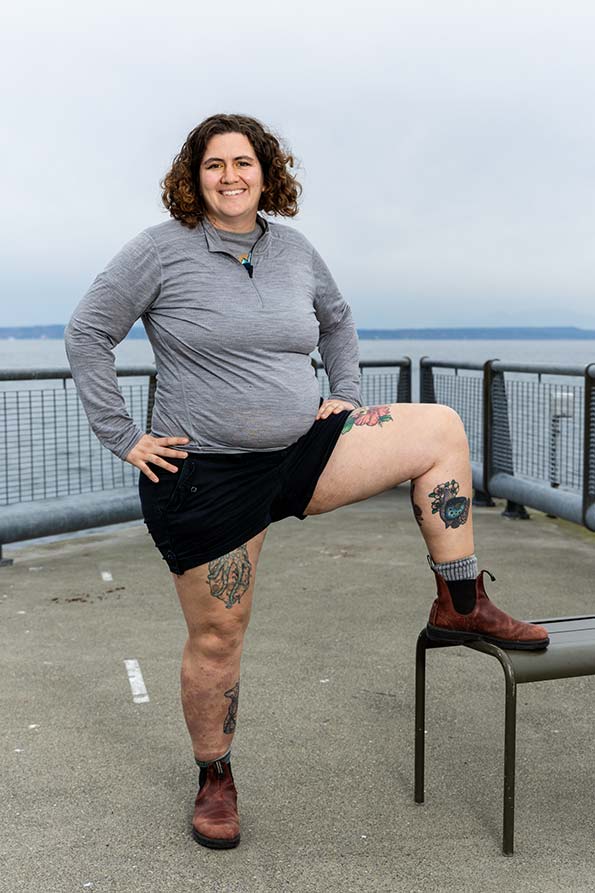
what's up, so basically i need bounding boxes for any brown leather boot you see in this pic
[192,760,240,849]
[426,568,550,650]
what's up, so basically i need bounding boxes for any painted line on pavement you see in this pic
[124,659,149,704]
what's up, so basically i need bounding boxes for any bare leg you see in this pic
[305,402,473,562]
[170,529,268,761]
[304,403,548,648]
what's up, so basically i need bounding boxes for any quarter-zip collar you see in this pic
[201,213,271,257]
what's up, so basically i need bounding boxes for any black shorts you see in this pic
[138,407,352,575]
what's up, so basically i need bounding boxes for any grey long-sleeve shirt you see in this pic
[64,214,362,461]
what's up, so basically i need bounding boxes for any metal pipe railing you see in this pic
[0,367,157,507]
[420,357,594,530]
[313,357,412,405]
[0,359,411,557]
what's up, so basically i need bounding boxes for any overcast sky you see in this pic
[2,0,595,329]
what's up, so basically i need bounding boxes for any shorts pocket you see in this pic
[139,459,199,518]
[162,460,199,514]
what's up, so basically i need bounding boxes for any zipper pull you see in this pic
[240,249,254,278]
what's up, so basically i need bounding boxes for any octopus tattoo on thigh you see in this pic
[223,681,239,734]
[207,544,252,609]
[428,479,470,529]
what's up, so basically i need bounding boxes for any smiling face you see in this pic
[199,132,265,233]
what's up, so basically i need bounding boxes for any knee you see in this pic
[435,405,469,452]
[436,404,466,435]
[187,615,247,661]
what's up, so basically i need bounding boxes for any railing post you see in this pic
[476,359,497,506]
[397,357,412,403]
[419,357,436,404]
[582,364,595,530]
[487,360,529,520]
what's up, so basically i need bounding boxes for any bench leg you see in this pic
[415,631,427,803]
[502,668,517,856]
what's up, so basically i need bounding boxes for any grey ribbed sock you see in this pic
[428,554,478,614]
[429,554,478,581]
[195,748,231,769]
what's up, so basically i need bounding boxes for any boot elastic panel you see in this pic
[445,578,477,615]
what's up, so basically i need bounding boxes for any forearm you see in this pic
[319,305,362,407]
[64,230,161,461]
[64,322,145,460]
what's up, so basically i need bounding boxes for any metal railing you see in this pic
[0,359,411,556]
[0,366,156,505]
[314,358,412,406]
[420,358,595,530]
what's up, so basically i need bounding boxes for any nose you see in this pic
[221,162,240,183]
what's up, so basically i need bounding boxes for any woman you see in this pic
[64,113,549,851]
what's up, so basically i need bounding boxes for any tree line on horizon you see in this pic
[2,324,595,340]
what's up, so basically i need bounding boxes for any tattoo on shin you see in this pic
[410,481,423,527]
[341,404,393,435]
[223,681,239,734]
[207,545,252,609]
[428,479,470,529]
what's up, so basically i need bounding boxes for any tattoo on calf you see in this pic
[207,544,252,609]
[223,681,239,734]
[410,481,424,527]
[341,405,393,435]
[428,479,470,529]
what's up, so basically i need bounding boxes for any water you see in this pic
[2,336,595,370]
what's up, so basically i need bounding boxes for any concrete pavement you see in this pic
[2,487,595,893]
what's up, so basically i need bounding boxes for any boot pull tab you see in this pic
[480,569,496,584]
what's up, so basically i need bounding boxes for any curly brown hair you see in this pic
[161,114,302,228]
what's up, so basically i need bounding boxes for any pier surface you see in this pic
[2,486,595,893]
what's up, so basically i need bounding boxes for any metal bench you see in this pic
[414,616,595,855]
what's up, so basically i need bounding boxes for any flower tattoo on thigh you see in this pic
[341,405,393,435]
[207,544,252,609]
[223,681,239,734]
[428,479,470,529]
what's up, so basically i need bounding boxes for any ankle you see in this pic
[429,553,478,614]
[195,748,232,769]
[428,553,478,580]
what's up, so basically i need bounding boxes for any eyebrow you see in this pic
[202,155,255,165]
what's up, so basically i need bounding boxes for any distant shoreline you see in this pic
[2,325,595,341]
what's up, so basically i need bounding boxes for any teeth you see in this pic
[221,189,244,196]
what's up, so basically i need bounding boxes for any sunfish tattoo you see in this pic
[207,544,252,609]
[428,479,470,529]
[223,681,240,735]
[341,405,393,435]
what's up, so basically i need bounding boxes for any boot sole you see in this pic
[192,827,240,849]
[426,623,550,651]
